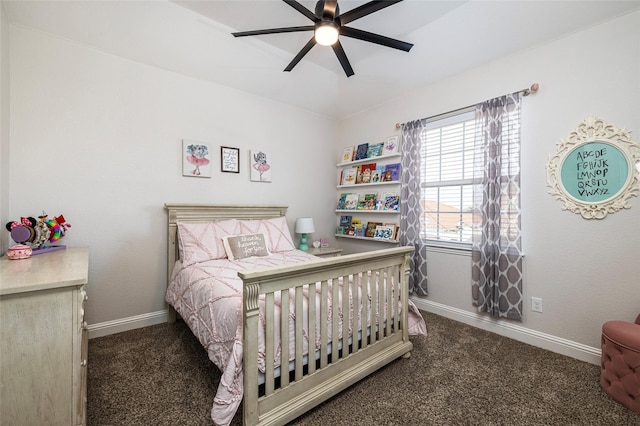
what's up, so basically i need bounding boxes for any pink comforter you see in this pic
[166,250,426,426]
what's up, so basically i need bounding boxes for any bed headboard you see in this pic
[164,203,288,321]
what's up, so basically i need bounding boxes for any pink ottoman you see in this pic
[600,313,640,413]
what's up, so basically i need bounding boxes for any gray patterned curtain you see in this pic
[471,93,523,320]
[400,119,428,296]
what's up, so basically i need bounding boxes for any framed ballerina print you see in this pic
[182,139,212,178]
[250,150,272,182]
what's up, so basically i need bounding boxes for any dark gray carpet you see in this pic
[87,311,640,425]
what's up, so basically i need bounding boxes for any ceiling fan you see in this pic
[232,0,413,77]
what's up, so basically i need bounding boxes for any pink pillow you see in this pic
[177,219,240,266]
[237,216,296,253]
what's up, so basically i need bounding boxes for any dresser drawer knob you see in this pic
[81,359,87,367]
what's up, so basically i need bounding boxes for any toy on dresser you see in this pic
[5,212,71,258]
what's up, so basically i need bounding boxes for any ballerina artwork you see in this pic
[250,150,272,182]
[183,140,211,178]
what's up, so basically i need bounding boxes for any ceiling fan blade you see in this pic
[283,0,319,22]
[331,41,354,77]
[232,25,315,37]
[284,38,317,72]
[340,26,413,52]
[338,0,403,25]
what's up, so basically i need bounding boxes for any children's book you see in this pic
[355,143,369,160]
[337,193,348,210]
[370,168,382,183]
[365,222,383,238]
[382,136,400,155]
[335,226,345,235]
[374,224,395,240]
[339,215,352,228]
[383,163,401,181]
[341,146,354,162]
[383,223,399,240]
[383,193,400,211]
[342,167,357,185]
[344,193,359,210]
[367,143,384,158]
[358,163,376,184]
[354,226,365,237]
[356,193,377,210]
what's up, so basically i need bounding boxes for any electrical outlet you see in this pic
[531,297,543,313]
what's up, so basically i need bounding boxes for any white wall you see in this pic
[8,26,338,327]
[339,11,640,360]
[0,2,9,255]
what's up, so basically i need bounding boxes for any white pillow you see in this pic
[237,216,296,253]
[177,219,240,266]
[222,233,271,261]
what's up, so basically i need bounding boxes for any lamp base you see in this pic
[298,234,309,251]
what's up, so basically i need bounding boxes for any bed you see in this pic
[165,203,427,426]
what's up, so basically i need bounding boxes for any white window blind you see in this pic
[419,109,475,244]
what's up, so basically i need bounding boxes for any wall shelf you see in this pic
[336,153,401,168]
[335,234,400,244]
[335,209,399,214]
[337,181,399,190]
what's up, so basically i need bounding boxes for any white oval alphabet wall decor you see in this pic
[546,116,640,219]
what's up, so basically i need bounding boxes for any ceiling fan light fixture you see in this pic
[315,21,339,46]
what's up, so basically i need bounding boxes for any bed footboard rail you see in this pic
[240,246,413,426]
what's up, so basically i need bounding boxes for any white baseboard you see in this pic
[87,309,169,339]
[411,298,601,365]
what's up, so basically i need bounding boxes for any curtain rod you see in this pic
[395,83,539,129]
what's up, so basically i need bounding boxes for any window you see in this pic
[419,109,475,245]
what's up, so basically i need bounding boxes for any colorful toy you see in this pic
[5,212,71,251]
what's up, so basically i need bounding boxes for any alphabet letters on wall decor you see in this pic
[546,116,640,219]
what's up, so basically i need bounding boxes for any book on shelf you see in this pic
[344,193,359,210]
[382,136,400,155]
[370,168,382,183]
[341,146,354,162]
[354,226,365,237]
[342,167,357,185]
[337,193,348,210]
[374,224,395,240]
[383,193,400,211]
[383,222,400,240]
[382,163,401,181]
[365,221,383,238]
[348,218,362,235]
[367,143,384,158]
[357,193,377,210]
[339,215,352,229]
[355,143,369,160]
[336,225,346,235]
[356,163,376,184]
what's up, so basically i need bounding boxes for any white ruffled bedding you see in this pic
[166,250,426,426]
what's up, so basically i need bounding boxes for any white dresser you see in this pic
[1,246,89,425]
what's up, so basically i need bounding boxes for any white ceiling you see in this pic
[4,0,640,119]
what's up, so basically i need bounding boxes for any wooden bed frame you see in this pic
[165,203,414,426]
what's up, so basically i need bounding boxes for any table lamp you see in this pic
[295,217,315,251]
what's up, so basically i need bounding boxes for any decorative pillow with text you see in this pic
[222,233,271,261]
